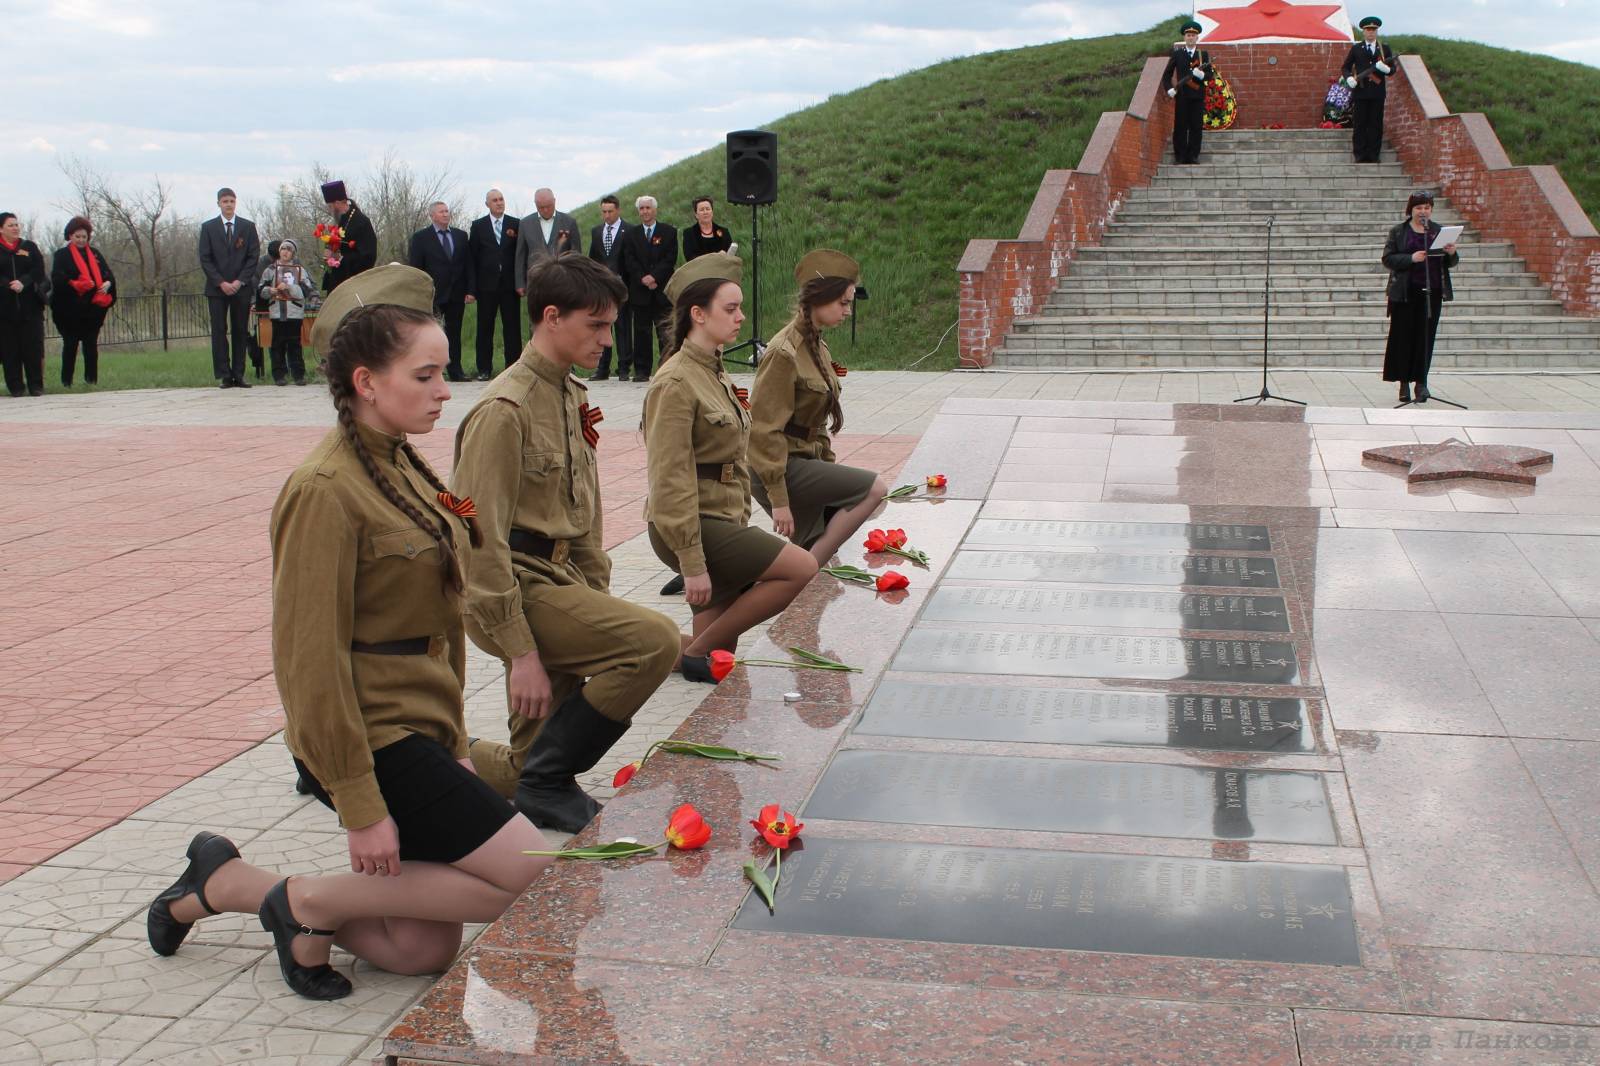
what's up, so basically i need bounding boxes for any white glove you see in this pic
[1191,67,1206,80]
[1167,88,1177,98]
[1375,61,1391,75]
[1345,75,1357,89]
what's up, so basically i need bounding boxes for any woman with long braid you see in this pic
[748,250,885,562]
[144,265,551,1000]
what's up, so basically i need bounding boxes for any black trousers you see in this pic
[628,299,671,378]
[1351,94,1385,162]
[597,304,632,376]
[1173,91,1205,163]
[207,289,252,381]
[60,329,102,385]
[269,327,306,383]
[1,316,45,395]
[438,298,466,376]
[474,287,521,375]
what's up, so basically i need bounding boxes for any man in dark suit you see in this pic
[467,188,521,380]
[514,188,582,325]
[586,194,631,381]
[408,201,475,382]
[1162,21,1212,165]
[319,180,378,292]
[1341,16,1396,163]
[618,195,675,381]
[197,187,260,388]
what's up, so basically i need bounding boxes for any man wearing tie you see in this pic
[1341,16,1396,164]
[197,187,260,389]
[1162,21,1212,165]
[468,188,521,380]
[619,195,676,381]
[408,201,475,382]
[587,194,631,381]
[514,188,582,325]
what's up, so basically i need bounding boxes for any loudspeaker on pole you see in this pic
[726,130,778,205]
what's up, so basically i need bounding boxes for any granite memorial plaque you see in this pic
[856,679,1313,753]
[947,550,1280,589]
[805,750,1337,844]
[965,519,1272,552]
[924,587,1292,634]
[733,838,1361,966]
[892,628,1303,685]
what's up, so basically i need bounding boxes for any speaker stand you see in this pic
[723,203,765,367]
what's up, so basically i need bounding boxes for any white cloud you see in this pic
[23,136,55,153]
[87,138,110,151]
[46,0,155,37]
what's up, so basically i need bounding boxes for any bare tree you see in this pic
[56,156,200,294]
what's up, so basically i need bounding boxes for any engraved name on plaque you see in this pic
[923,587,1293,634]
[891,628,1303,685]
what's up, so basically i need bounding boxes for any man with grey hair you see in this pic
[468,187,522,379]
[618,194,676,380]
[408,199,474,381]
[514,188,582,326]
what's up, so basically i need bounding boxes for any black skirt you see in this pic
[295,733,516,864]
[1382,287,1444,383]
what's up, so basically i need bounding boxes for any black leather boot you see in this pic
[660,574,685,596]
[515,690,629,833]
[1414,380,1430,402]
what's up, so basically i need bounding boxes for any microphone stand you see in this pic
[723,202,765,367]
[1235,216,1304,405]
[1395,244,1467,409]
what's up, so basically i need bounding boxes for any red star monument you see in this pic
[1362,439,1555,486]
[1198,0,1351,43]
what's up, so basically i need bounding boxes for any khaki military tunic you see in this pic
[747,319,841,507]
[642,339,755,576]
[270,421,473,830]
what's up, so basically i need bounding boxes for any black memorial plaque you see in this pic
[947,550,1280,589]
[965,519,1272,552]
[733,838,1361,966]
[892,628,1303,685]
[856,679,1313,753]
[805,749,1336,844]
[924,587,1292,634]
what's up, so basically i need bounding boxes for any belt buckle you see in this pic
[551,540,570,565]
[720,463,736,484]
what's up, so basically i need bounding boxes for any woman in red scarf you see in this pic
[1,211,50,397]
[49,216,116,387]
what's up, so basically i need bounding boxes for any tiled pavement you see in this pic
[3,366,1600,1064]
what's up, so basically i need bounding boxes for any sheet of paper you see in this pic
[1431,225,1463,250]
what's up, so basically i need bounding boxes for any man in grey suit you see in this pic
[514,187,582,325]
[197,187,260,388]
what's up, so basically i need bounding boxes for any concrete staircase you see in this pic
[992,128,1600,369]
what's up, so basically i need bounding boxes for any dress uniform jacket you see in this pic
[1163,46,1212,98]
[747,320,840,508]
[643,339,753,576]
[451,348,609,660]
[1341,41,1396,99]
[270,421,474,830]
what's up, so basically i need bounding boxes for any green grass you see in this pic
[44,21,1600,391]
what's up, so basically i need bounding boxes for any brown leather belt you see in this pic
[352,637,431,655]
[783,420,818,442]
[509,528,572,565]
[695,462,740,483]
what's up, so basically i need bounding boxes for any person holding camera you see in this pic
[258,239,317,386]
[0,212,50,397]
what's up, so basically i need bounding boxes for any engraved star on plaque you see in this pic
[1305,903,1346,920]
[1363,438,1554,486]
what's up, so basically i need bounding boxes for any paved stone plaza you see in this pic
[4,368,1600,1064]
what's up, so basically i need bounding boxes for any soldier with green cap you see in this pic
[1162,20,1213,165]
[142,264,553,1004]
[643,252,819,683]
[1341,16,1396,163]
[449,254,680,832]
[747,249,887,563]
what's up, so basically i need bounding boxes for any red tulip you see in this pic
[875,571,910,592]
[925,474,947,489]
[665,803,712,850]
[710,649,736,681]
[863,529,888,552]
[884,529,908,549]
[750,804,803,849]
[612,761,640,788]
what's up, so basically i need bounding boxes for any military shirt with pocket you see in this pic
[747,318,841,508]
[642,339,752,576]
[270,421,473,830]
[451,347,609,661]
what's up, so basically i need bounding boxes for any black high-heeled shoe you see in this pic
[1414,382,1430,403]
[679,654,717,684]
[1398,382,1412,403]
[147,831,240,957]
[258,879,352,1000]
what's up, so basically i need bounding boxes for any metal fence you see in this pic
[43,293,211,350]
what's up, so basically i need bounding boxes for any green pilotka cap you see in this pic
[309,263,436,352]
[663,252,744,305]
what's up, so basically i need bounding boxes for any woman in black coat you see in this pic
[1381,191,1459,403]
[680,196,733,261]
[49,216,117,387]
[0,211,50,397]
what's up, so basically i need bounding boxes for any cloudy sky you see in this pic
[5,0,1594,226]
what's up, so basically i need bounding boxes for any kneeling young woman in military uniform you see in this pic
[643,253,819,682]
[749,249,886,561]
[144,266,551,1000]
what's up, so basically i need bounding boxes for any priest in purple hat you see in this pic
[319,180,378,292]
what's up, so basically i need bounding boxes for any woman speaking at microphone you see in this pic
[1381,191,1458,404]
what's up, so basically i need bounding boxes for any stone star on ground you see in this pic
[1363,437,1556,485]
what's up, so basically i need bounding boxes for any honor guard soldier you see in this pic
[1342,16,1396,163]
[1163,20,1212,165]
[450,254,679,833]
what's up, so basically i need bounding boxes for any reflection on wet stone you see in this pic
[806,750,1337,844]
[734,838,1361,966]
[856,679,1313,753]
[893,628,1302,684]
[924,587,1293,634]
[965,519,1272,552]
[946,550,1280,588]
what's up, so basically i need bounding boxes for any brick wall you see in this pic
[1205,42,1349,128]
